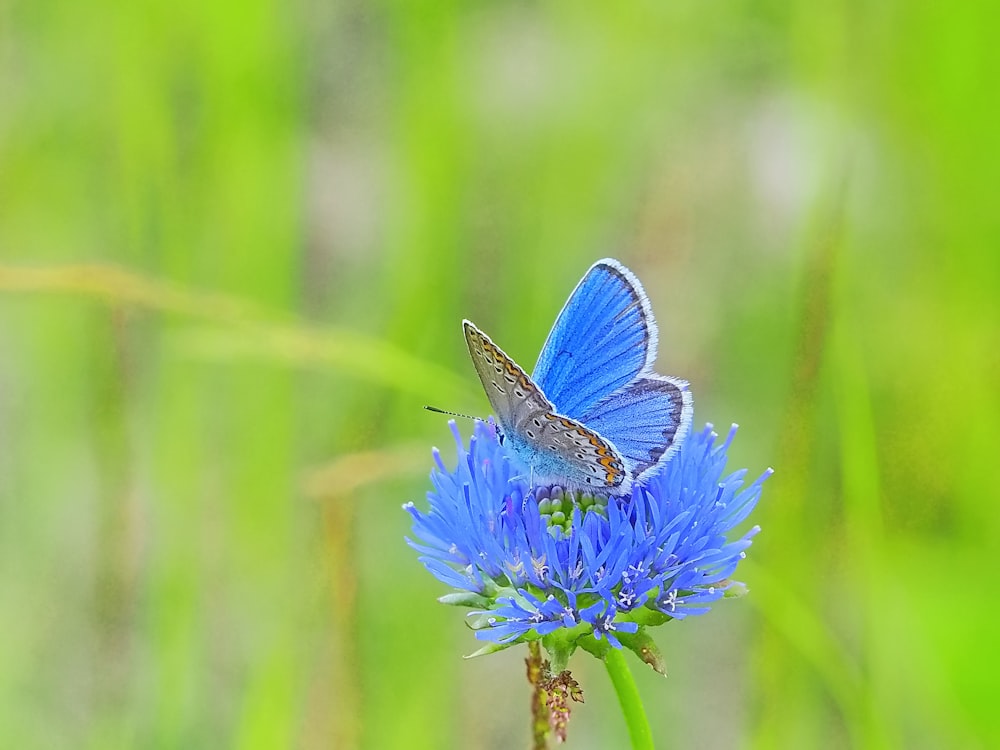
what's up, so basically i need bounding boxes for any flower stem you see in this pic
[526,641,550,749]
[604,648,655,750]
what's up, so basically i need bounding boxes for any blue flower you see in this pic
[405,419,769,657]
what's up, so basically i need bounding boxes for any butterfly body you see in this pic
[463,321,631,493]
[463,259,693,497]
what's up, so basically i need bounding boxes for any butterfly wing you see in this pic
[578,375,693,482]
[463,319,555,433]
[463,320,630,493]
[532,259,658,418]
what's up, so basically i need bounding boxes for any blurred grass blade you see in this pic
[0,263,471,401]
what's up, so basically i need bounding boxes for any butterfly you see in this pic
[463,258,693,497]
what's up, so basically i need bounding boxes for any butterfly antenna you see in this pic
[424,405,477,421]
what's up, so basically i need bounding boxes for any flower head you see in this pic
[405,418,769,664]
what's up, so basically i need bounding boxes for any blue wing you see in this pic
[532,259,658,418]
[579,375,693,481]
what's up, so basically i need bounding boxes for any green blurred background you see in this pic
[2,1,998,748]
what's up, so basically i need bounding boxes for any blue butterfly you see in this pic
[463,258,693,496]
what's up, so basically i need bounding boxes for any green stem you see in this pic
[604,648,655,750]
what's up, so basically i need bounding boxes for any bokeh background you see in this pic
[2,1,998,748]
